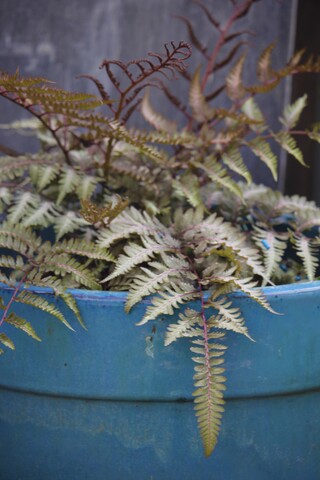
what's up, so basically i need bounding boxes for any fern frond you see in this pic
[54,211,88,240]
[59,292,85,329]
[192,327,227,457]
[38,254,101,289]
[125,255,190,312]
[56,168,80,205]
[208,296,250,337]
[137,285,199,325]
[51,238,114,262]
[274,132,307,166]
[172,173,203,208]
[241,97,266,133]
[226,276,276,313]
[253,228,287,285]
[0,333,15,350]
[194,157,243,197]
[307,123,320,143]
[293,234,319,281]
[0,187,13,212]
[7,192,41,224]
[76,175,101,201]
[104,235,179,283]
[0,223,41,256]
[247,138,278,180]
[4,311,41,342]
[164,308,201,346]
[280,94,307,129]
[15,290,74,330]
[257,43,276,82]
[97,207,167,248]
[225,54,246,100]
[222,148,252,184]
[31,164,61,192]
[189,67,215,122]
[23,201,60,228]
[141,89,177,132]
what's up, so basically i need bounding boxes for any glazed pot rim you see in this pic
[1,279,320,304]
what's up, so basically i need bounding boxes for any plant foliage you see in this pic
[1,0,320,457]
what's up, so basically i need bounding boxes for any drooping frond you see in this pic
[15,290,74,330]
[192,326,227,457]
[247,138,278,180]
[0,333,15,351]
[210,272,276,313]
[59,292,86,329]
[4,311,41,342]
[274,132,307,166]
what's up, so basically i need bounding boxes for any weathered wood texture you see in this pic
[0,0,298,186]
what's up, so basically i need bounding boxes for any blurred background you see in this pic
[0,0,319,200]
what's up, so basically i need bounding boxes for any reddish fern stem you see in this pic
[201,0,254,92]
[189,258,212,383]
[0,270,31,328]
[0,89,73,166]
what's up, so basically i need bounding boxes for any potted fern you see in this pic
[0,0,320,478]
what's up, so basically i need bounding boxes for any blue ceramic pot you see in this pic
[0,281,319,480]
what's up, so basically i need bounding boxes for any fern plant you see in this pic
[0,0,320,457]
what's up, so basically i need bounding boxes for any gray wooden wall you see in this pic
[0,0,298,187]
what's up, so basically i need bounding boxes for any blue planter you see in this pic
[0,281,319,480]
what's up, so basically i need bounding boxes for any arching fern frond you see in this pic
[141,89,177,133]
[4,311,41,342]
[15,290,74,330]
[274,132,307,166]
[189,67,215,122]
